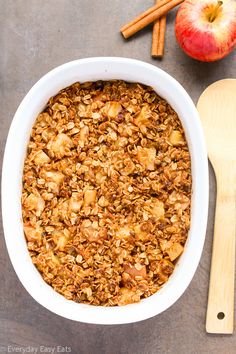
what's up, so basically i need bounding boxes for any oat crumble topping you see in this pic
[22,80,191,306]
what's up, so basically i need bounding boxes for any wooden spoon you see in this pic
[197,79,236,334]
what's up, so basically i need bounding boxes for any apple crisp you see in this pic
[22,80,191,306]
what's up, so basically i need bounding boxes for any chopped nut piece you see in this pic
[116,226,132,240]
[159,239,172,252]
[84,189,97,206]
[98,196,109,207]
[78,125,89,148]
[137,146,156,170]
[50,252,61,266]
[104,101,122,118]
[92,112,100,119]
[34,150,50,165]
[169,130,184,146]
[76,254,83,263]
[24,224,43,242]
[52,230,69,251]
[82,219,92,228]
[166,242,184,261]
[134,224,149,241]
[150,200,165,219]
[95,171,107,184]
[84,287,92,298]
[160,259,175,274]
[81,226,107,243]
[117,288,141,306]
[134,105,152,126]
[122,158,135,175]
[24,193,45,215]
[44,171,64,185]
[124,263,146,278]
[69,193,83,212]
[43,171,64,194]
[49,133,73,158]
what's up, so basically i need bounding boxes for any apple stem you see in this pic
[209,0,223,23]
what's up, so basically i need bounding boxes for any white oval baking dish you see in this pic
[2,57,208,324]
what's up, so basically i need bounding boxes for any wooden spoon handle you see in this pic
[206,171,236,333]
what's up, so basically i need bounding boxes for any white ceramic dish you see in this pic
[2,57,208,324]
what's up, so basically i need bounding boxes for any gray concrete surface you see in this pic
[0,1,236,353]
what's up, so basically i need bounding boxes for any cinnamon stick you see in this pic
[152,16,161,57]
[121,0,169,32]
[151,1,167,58]
[121,0,184,39]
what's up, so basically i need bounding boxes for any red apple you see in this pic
[175,0,236,62]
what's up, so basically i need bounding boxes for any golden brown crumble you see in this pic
[22,80,191,306]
